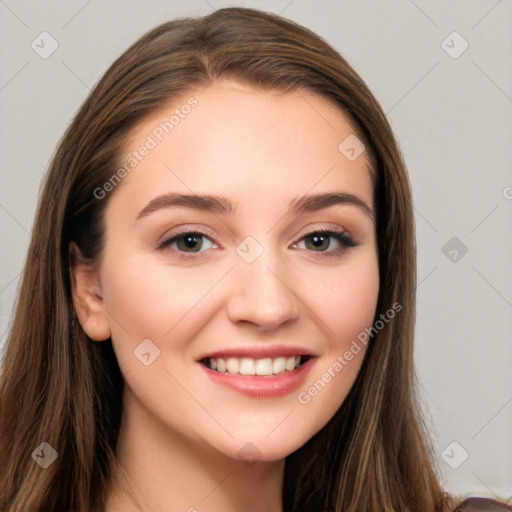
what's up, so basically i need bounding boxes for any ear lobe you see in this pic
[69,242,111,342]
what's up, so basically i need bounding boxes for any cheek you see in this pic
[99,255,230,347]
[294,255,379,435]
[306,253,380,347]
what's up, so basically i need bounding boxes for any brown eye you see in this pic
[293,229,355,257]
[304,233,331,251]
[159,232,214,253]
[176,234,203,252]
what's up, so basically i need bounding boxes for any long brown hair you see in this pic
[1,7,460,511]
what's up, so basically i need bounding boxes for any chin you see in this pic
[212,429,315,464]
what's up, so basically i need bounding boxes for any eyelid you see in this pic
[298,225,351,238]
[156,225,219,249]
[293,224,355,245]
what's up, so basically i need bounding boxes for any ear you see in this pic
[69,242,111,341]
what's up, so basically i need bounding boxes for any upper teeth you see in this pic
[206,356,301,376]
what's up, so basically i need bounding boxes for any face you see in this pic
[74,82,379,462]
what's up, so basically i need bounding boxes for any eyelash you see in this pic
[157,228,355,260]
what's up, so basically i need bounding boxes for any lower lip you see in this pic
[199,358,315,398]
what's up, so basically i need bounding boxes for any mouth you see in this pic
[199,355,313,376]
[197,348,317,398]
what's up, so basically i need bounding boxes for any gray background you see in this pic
[1,0,511,499]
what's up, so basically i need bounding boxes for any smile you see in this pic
[201,355,308,376]
[197,348,316,398]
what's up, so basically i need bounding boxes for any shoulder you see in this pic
[454,497,512,511]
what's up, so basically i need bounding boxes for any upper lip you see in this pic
[196,345,318,361]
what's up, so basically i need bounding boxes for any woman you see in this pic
[0,7,510,512]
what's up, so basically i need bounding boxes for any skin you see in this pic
[71,82,380,512]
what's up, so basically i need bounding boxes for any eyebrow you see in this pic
[135,192,374,220]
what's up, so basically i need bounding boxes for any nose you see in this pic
[226,255,300,331]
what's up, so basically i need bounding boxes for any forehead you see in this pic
[108,82,373,218]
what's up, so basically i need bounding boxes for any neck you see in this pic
[105,386,284,512]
